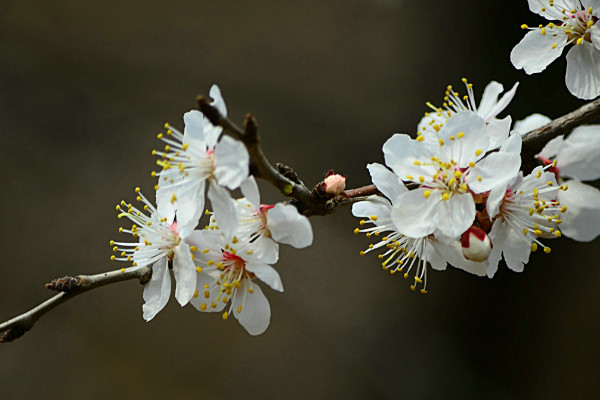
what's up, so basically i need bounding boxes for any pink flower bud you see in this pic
[461,226,492,262]
[323,174,346,195]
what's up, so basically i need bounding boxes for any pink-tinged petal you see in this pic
[233,280,270,336]
[240,176,261,209]
[183,110,207,142]
[391,188,439,238]
[245,263,283,292]
[467,152,521,193]
[142,258,171,321]
[511,29,568,74]
[559,125,600,180]
[268,203,313,248]
[172,241,197,306]
[433,192,475,240]
[486,116,512,150]
[565,43,600,100]
[214,135,249,189]
[366,163,407,202]
[207,181,238,237]
[438,111,489,167]
[558,180,600,241]
[499,131,522,155]
[209,84,227,117]
[590,24,600,51]
[483,82,519,122]
[514,113,552,136]
[527,0,571,19]
[383,134,436,182]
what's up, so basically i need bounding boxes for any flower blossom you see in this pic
[418,78,518,149]
[187,229,283,335]
[385,111,521,240]
[154,85,249,238]
[235,176,313,263]
[511,0,600,99]
[110,188,196,321]
[352,163,448,293]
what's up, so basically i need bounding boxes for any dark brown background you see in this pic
[1,1,598,399]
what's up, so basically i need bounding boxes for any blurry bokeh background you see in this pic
[1,1,599,399]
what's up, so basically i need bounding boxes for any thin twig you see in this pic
[0,266,151,342]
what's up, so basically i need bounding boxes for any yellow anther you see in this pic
[454,170,463,178]
[370,215,378,221]
[555,230,562,237]
[414,276,423,283]
[406,175,414,180]
[413,160,422,166]
[523,228,528,236]
[110,255,116,261]
[433,124,441,132]
[531,243,538,252]
[423,190,431,199]
[442,192,450,201]
[460,184,468,192]
[354,228,360,235]
[222,312,229,320]
[477,175,482,182]
[420,289,428,294]
[166,129,172,135]
[547,181,553,186]
[248,287,254,294]
[577,37,583,45]
[419,176,425,183]
[204,291,210,299]
[589,7,593,14]
[468,161,475,168]
[237,305,242,313]
[157,133,163,139]
[199,303,207,311]
[359,220,365,226]
[544,247,551,254]
[195,266,202,273]
[403,273,409,279]
[193,290,199,298]
[475,149,482,156]
[232,236,239,244]
[439,139,445,146]
[120,268,125,274]
[561,205,567,213]
[541,28,546,35]
[448,178,456,186]
[416,136,425,142]
[457,132,465,139]
[360,251,366,256]
[410,285,416,291]
[552,43,557,49]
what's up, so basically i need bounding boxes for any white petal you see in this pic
[366,163,407,202]
[538,135,565,159]
[172,241,197,306]
[511,29,568,74]
[245,263,283,292]
[427,240,447,271]
[483,82,519,121]
[499,131,523,154]
[183,110,207,141]
[438,111,489,166]
[558,125,600,180]
[527,0,571,19]
[268,203,313,248]
[209,84,227,117]
[155,168,181,225]
[486,116,512,150]
[590,24,600,51]
[383,134,437,182]
[433,241,487,277]
[214,135,250,189]
[189,272,225,313]
[486,183,509,219]
[351,196,393,228]
[514,113,552,136]
[433,193,475,240]
[142,258,171,321]
[233,280,270,336]
[252,235,279,264]
[173,180,206,238]
[565,43,600,100]
[476,81,505,120]
[391,188,438,238]
[467,152,521,193]
[501,226,531,273]
[207,181,238,237]
[240,176,261,208]
[558,180,600,241]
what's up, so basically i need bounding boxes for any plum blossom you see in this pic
[418,79,518,149]
[536,124,600,241]
[486,166,565,277]
[352,163,447,293]
[110,188,196,321]
[154,85,249,238]
[511,0,600,99]
[235,177,313,263]
[385,111,521,240]
[187,229,283,335]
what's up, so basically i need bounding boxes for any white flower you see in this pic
[110,188,196,321]
[154,85,249,238]
[537,124,600,241]
[352,163,448,293]
[486,166,565,277]
[187,229,283,335]
[511,0,600,99]
[235,176,313,263]
[418,79,518,149]
[385,111,521,240]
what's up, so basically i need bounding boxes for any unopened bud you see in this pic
[461,226,492,262]
[323,174,346,195]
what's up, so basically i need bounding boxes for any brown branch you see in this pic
[0,266,151,343]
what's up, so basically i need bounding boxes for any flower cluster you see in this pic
[352,78,596,290]
[111,85,313,335]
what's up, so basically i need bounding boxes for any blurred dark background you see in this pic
[1,1,598,399]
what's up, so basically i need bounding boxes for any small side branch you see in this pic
[0,266,151,342]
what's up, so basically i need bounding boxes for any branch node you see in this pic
[276,163,302,185]
[0,327,27,343]
[196,96,222,126]
[45,276,82,292]
[243,113,259,141]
